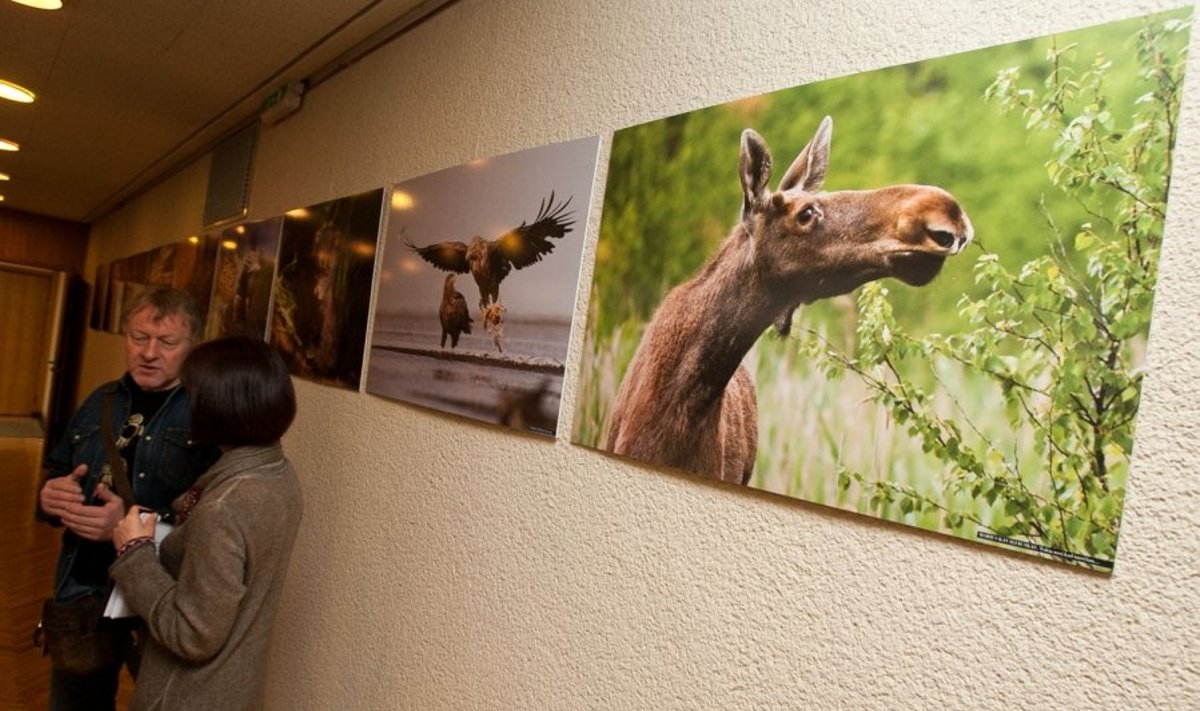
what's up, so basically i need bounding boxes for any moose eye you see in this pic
[929,230,956,249]
[796,205,818,226]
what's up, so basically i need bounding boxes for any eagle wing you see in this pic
[405,233,470,273]
[490,192,575,271]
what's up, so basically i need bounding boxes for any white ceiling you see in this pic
[0,0,449,223]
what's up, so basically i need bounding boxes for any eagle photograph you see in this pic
[367,136,600,437]
[405,190,575,312]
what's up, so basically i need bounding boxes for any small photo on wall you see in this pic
[571,10,1190,572]
[106,251,148,333]
[172,234,220,324]
[205,216,283,340]
[94,236,220,333]
[367,136,600,437]
[271,188,384,390]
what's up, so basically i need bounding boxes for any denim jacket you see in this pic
[43,373,220,602]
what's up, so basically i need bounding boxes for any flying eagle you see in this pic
[405,192,575,310]
[440,274,472,348]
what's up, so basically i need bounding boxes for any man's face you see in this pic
[124,307,193,391]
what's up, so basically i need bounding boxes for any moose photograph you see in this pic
[571,9,1190,571]
[367,136,599,436]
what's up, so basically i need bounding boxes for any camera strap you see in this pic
[100,391,137,508]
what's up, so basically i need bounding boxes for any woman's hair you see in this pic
[120,286,204,342]
[181,337,296,446]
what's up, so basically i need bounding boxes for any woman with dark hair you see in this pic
[109,336,303,711]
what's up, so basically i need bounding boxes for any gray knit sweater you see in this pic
[110,443,304,711]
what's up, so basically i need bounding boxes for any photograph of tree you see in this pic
[571,10,1190,571]
[367,136,600,437]
[271,188,383,390]
[205,216,283,340]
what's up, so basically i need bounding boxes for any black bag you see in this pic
[35,592,119,674]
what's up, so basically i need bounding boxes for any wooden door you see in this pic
[0,264,59,418]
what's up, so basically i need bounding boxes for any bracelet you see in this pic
[116,536,155,558]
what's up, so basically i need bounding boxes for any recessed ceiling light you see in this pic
[0,79,35,103]
[0,139,18,151]
[0,195,6,202]
[10,0,64,9]
[0,172,9,180]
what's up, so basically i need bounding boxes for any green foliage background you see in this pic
[572,10,1190,571]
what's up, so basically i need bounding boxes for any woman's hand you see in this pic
[112,506,158,549]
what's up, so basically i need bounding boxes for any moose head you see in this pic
[739,117,973,329]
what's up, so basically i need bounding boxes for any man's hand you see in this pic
[39,464,86,519]
[60,482,126,542]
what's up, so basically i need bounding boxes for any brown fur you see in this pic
[604,117,973,485]
[440,274,472,348]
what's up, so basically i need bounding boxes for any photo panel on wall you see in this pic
[271,188,384,391]
[171,234,220,326]
[92,234,221,334]
[570,9,1191,572]
[205,216,284,341]
[366,136,601,438]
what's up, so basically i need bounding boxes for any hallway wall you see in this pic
[80,1,1200,708]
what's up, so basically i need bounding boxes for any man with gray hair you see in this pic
[37,286,220,711]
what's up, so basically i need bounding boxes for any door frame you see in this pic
[0,261,68,428]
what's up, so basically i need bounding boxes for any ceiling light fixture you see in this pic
[10,0,64,9]
[0,139,19,151]
[0,79,35,103]
[0,172,9,180]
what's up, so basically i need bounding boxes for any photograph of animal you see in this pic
[574,9,1184,571]
[604,117,972,485]
[206,216,282,341]
[367,136,599,436]
[439,274,472,348]
[405,191,575,310]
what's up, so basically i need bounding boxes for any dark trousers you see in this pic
[48,617,142,711]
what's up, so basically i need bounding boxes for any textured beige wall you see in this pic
[85,0,1199,708]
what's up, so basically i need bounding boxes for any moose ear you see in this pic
[778,116,832,193]
[740,129,772,228]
